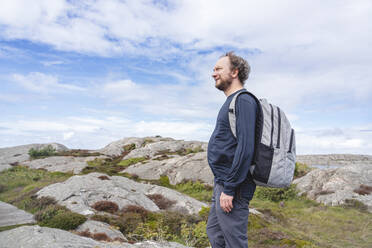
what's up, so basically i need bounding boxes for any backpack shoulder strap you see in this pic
[228,89,260,138]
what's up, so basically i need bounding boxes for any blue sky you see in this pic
[0,0,371,154]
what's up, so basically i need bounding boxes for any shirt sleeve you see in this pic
[223,95,257,196]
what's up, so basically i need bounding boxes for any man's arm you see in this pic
[223,95,257,197]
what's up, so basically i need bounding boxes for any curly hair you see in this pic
[222,51,251,85]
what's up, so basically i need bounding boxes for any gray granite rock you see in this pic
[75,220,127,242]
[22,155,106,174]
[293,163,372,212]
[124,139,207,160]
[0,201,36,227]
[296,154,372,166]
[36,172,207,215]
[0,225,190,248]
[0,225,127,248]
[0,143,68,172]
[123,151,213,186]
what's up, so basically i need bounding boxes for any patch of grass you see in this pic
[55,149,102,157]
[123,143,136,152]
[294,162,313,179]
[254,184,298,202]
[154,146,204,157]
[117,157,147,168]
[174,180,213,203]
[0,166,72,210]
[28,145,57,159]
[82,157,125,175]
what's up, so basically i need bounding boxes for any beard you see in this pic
[215,77,232,91]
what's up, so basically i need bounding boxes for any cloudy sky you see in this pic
[0,0,371,154]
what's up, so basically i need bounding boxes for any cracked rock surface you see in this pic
[36,172,207,215]
[294,163,372,212]
[0,225,189,248]
[0,201,36,227]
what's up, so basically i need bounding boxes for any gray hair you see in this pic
[222,51,251,84]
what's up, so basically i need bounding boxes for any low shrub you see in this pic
[91,201,119,213]
[198,206,210,221]
[46,211,86,230]
[147,194,176,210]
[26,196,56,212]
[294,162,312,179]
[28,145,57,159]
[121,205,149,220]
[35,204,86,230]
[254,184,298,202]
[98,175,110,180]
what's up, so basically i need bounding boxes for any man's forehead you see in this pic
[215,56,230,67]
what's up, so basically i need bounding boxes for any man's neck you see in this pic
[224,82,244,97]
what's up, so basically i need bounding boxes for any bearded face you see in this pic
[212,56,234,92]
[215,75,233,91]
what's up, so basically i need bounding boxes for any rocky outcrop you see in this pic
[22,156,106,174]
[124,139,208,159]
[293,164,372,212]
[0,143,68,172]
[296,154,372,166]
[0,201,36,227]
[123,151,213,186]
[0,225,189,248]
[75,220,127,241]
[36,172,207,215]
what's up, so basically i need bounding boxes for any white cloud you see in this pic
[0,115,213,149]
[12,72,85,94]
[41,60,64,66]
[296,126,372,155]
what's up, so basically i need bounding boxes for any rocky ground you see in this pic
[0,136,372,247]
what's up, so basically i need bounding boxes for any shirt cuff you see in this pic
[223,183,236,197]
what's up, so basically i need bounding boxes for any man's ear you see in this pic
[231,68,239,78]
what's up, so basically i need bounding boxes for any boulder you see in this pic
[124,139,207,160]
[123,152,213,186]
[75,220,127,242]
[293,164,372,212]
[0,225,190,248]
[0,201,36,227]
[36,172,207,215]
[0,143,68,172]
[22,156,106,174]
[97,137,175,157]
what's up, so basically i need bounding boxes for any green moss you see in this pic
[117,157,147,168]
[198,206,210,221]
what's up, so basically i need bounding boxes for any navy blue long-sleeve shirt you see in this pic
[207,88,257,199]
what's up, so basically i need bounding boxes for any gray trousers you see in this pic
[206,184,250,248]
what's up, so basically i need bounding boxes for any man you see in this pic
[206,52,257,248]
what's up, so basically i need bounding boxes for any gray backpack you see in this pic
[229,90,296,188]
